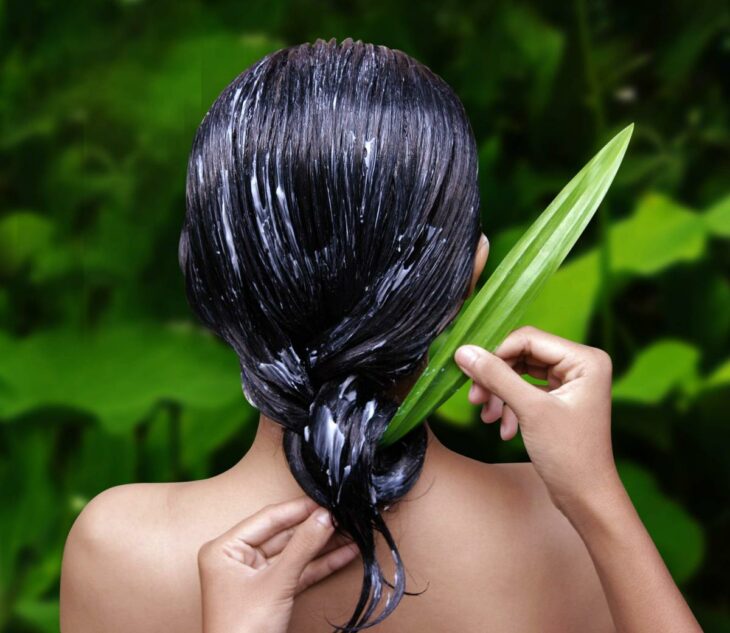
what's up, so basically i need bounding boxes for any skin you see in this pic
[197,497,358,633]
[59,233,700,632]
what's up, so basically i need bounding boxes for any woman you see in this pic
[60,38,701,632]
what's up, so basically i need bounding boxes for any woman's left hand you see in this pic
[198,496,359,633]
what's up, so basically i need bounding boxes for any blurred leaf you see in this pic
[610,193,707,275]
[0,428,59,599]
[0,323,242,432]
[704,358,730,391]
[519,250,600,341]
[618,461,704,583]
[657,12,728,93]
[660,268,730,354]
[135,32,284,158]
[695,606,730,633]
[181,400,257,472]
[500,3,564,113]
[613,340,700,404]
[0,212,54,277]
[498,190,717,344]
[13,598,59,633]
[704,193,730,237]
[64,425,136,502]
[482,224,526,280]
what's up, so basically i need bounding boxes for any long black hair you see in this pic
[179,37,481,631]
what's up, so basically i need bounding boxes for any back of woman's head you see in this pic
[179,37,481,630]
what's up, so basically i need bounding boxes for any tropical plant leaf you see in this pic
[610,193,706,275]
[704,193,730,238]
[612,340,699,404]
[0,322,244,432]
[381,125,634,446]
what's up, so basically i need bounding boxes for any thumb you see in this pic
[454,345,544,416]
[276,507,335,583]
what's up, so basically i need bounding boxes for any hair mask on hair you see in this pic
[179,36,481,631]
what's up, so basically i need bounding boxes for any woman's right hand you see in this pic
[453,325,619,514]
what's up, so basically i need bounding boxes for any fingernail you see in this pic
[314,508,332,527]
[479,234,489,251]
[455,345,479,367]
[501,424,512,442]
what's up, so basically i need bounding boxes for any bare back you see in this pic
[60,437,614,632]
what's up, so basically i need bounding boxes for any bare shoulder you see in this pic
[60,482,184,633]
[413,450,614,631]
[484,461,615,631]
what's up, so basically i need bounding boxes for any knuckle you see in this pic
[260,504,285,527]
[471,351,493,375]
[589,347,613,372]
[505,326,538,353]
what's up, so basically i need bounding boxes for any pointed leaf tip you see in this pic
[380,125,633,446]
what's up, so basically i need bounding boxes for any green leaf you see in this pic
[610,193,706,275]
[518,190,721,342]
[518,250,601,342]
[0,211,54,277]
[64,426,136,504]
[617,461,704,584]
[181,401,257,472]
[612,340,700,404]
[704,193,730,238]
[703,358,730,391]
[0,428,59,597]
[381,125,634,445]
[0,323,243,432]
[135,33,283,157]
[433,380,477,426]
[13,599,60,633]
[500,3,564,114]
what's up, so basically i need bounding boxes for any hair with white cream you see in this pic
[179,37,481,631]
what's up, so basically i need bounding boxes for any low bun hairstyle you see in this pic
[179,37,481,630]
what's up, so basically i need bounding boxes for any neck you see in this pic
[223,413,446,502]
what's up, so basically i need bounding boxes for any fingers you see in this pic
[455,345,545,416]
[480,394,503,423]
[257,526,296,558]
[276,508,337,583]
[266,528,352,561]
[468,381,491,404]
[295,542,360,594]
[220,539,269,570]
[218,496,319,547]
[500,404,519,440]
[479,385,551,440]
[493,326,590,384]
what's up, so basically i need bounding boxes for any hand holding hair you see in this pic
[197,496,359,633]
[454,325,702,633]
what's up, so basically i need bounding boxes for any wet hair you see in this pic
[179,37,481,630]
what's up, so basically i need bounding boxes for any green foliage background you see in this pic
[0,0,728,630]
